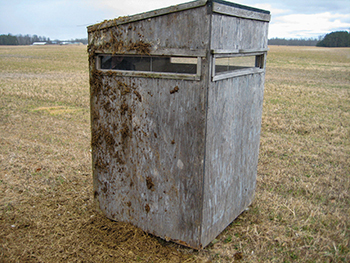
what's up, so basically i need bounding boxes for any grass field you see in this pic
[0,45,349,262]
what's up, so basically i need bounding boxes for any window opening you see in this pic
[212,53,265,81]
[99,55,198,75]
[215,56,257,73]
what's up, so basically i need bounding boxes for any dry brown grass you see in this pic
[0,45,349,262]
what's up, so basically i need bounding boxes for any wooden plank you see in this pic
[212,68,264,81]
[97,69,201,81]
[152,48,206,57]
[89,6,210,56]
[213,2,271,22]
[211,49,240,54]
[239,48,269,53]
[210,14,270,51]
[214,52,266,58]
[95,48,206,57]
[196,57,202,78]
[212,50,267,58]
[88,0,207,32]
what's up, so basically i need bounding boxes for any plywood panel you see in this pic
[91,73,208,247]
[212,1,271,22]
[89,6,210,56]
[211,14,269,51]
[201,73,265,246]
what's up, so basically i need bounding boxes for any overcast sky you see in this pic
[1,0,349,40]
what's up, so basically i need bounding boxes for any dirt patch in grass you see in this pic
[0,45,349,262]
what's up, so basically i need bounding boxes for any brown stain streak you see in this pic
[170,86,179,94]
[146,176,155,191]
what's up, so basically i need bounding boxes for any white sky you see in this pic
[0,0,349,40]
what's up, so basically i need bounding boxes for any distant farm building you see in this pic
[32,42,47,45]
[60,41,84,45]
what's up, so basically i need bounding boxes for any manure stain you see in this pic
[120,102,128,115]
[120,123,130,140]
[89,32,151,55]
[101,182,108,193]
[145,204,150,213]
[133,90,142,102]
[170,86,179,94]
[121,87,131,96]
[146,176,155,191]
[114,151,125,164]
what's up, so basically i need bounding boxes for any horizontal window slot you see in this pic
[215,56,256,73]
[97,55,200,78]
[212,52,265,81]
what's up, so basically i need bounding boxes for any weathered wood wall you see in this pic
[202,73,265,246]
[199,5,268,246]
[88,5,210,56]
[88,0,269,249]
[91,76,208,247]
[210,14,269,51]
[89,5,211,248]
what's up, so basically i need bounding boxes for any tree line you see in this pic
[268,37,319,46]
[0,34,88,45]
[269,31,350,47]
[0,34,50,45]
[1,31,349,47]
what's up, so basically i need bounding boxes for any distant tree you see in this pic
[17,34,32,45]
[32,34,40,43]
[0,34,18,45]
[17,34,50,45]
[316,31,350,47]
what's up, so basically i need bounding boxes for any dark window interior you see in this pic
[99,55,197,74]
[215,55,264,74]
